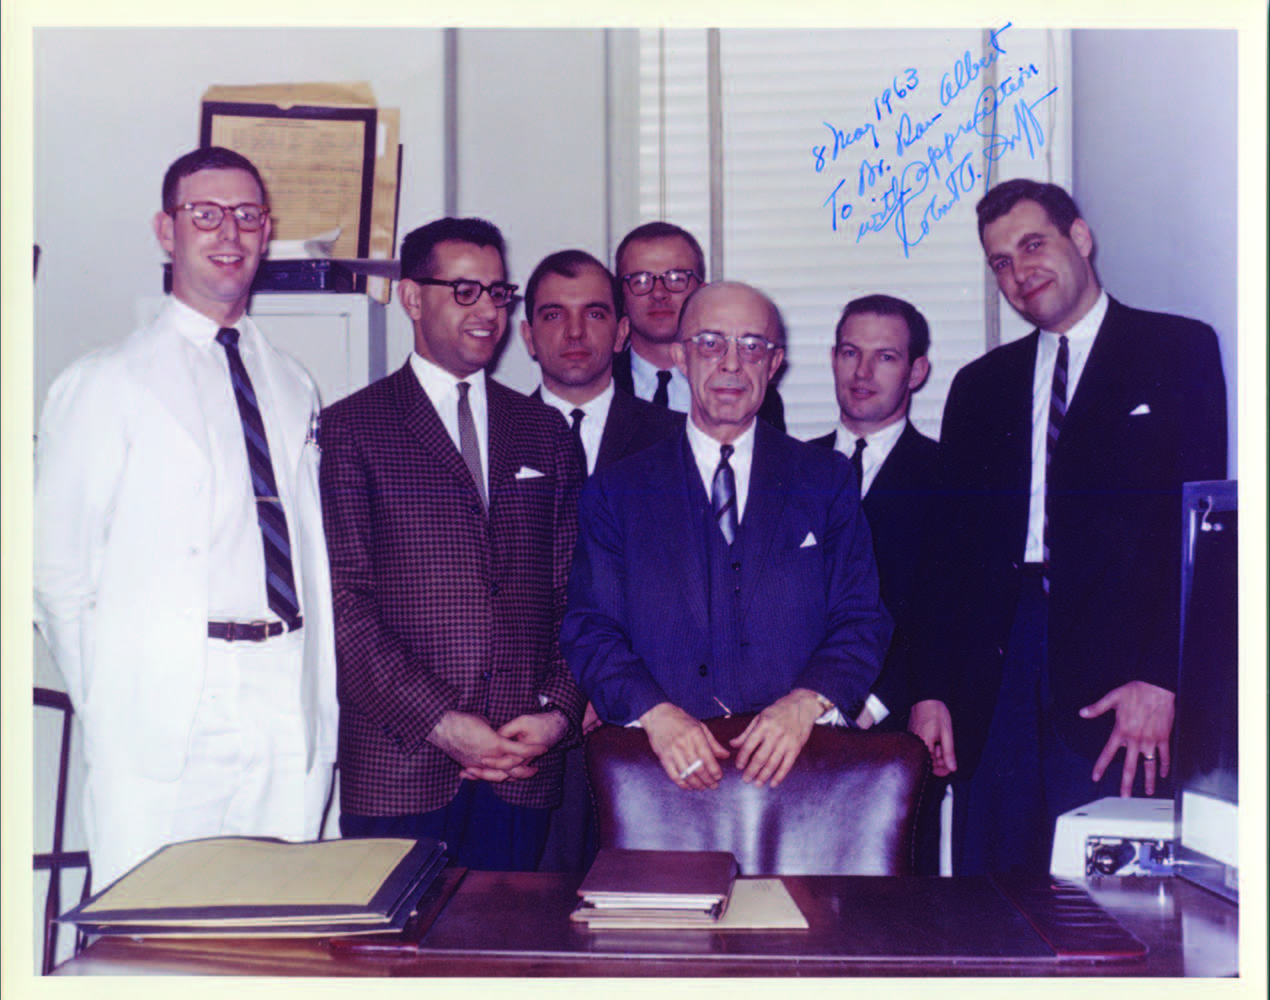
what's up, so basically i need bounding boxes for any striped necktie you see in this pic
[712,444,738,545]
[216,328,302,628]
[1042,335,1069,594]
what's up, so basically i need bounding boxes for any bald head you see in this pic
[671,280,786,443]
[678,281,784,347]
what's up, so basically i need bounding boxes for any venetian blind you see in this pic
[636,27,1071,441]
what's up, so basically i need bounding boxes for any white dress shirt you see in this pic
[410,352,490,498]
[1024,290,1107,563]
[630,347,692,413]
[832,417,908,498]
[169,299,302,621]
[685,417,756,521]
[538,381,614,476]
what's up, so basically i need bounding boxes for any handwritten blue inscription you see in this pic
[811,22,1062,256]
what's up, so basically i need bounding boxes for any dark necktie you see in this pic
[652,369,672,408]
[457,381,487,509]
[570,407,588,474]
[1043,335,1069,593]
[849,436,867,492]
[216,328,301,628]
[712,444,738,545]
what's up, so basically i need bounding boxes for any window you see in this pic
[635,27,1071,440]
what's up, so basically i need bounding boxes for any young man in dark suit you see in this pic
[519,248,682,871]
[521,249,684,477]
[810,294,940,734]
[563,281,889,792]
[907,180,1227,875]
[320,218,586,871]
[611,221,786,432]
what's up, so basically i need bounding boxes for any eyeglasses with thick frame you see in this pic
[171,202,270,232]
[413,277,519,308]
[621,269,699,296]
[685,331,779,364]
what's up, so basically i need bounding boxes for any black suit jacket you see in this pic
[532,385,685,474]
[811,422,941,727]
[612,347,786,432]
[912,297,1227,770]
[320,366,586,815]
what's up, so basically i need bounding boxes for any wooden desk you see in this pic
[55,872,1238,978]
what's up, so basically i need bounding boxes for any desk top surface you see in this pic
[55,871,1238,978]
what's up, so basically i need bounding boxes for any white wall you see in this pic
[1071,29,1238,474]
[34,27,447,415]
[456,28,613,394]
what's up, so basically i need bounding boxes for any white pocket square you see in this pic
[800,531,818,548]
[1129,403,1151,416]
[514,466,545,480]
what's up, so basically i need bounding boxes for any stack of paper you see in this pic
[59,837,447,938]
[573,848,787,929]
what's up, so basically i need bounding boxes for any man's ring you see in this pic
[1143,753,1156,761]
[679,759,704,780]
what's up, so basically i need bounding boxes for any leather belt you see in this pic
[208,617,302,643]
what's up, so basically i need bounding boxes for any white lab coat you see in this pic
[34,299,338,786]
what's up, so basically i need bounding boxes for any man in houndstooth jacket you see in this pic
[320,217,586,871]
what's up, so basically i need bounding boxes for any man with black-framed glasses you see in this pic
[563,281,889,792]
[319,217,585,870]
[612,221,786,431]
[35,146,338,887]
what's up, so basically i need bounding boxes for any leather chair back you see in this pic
[585,715,930,875]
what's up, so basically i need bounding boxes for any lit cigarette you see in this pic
[678,759,704,780]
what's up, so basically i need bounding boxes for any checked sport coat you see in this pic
[319,362,586,815]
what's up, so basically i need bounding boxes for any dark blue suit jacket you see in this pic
[810,422,940,726]
[912,297,1227,770]
[561,420,891,724]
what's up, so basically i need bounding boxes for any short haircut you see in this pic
[399,217,507,282]
[835,294,931,361]
[614,221,707,310]
[162,146,269,214]
[524,249,615,319]
[975,179,1082,242]
[678,281,787,349]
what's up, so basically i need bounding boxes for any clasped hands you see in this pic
[640,688,824,791]
[429,708,569,783]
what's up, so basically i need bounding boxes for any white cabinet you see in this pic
[138,294,388,407]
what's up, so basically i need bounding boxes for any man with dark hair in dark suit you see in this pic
[519,247,682,871]
[611,221,786,432]
[320,217,586,871]
[809,294,939,734]
[908,180,1227,875]
[521,248,684,477]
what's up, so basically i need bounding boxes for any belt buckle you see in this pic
[222,619,271,643]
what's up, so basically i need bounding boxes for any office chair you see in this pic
[34,687,92,974]
[585,714,930,875]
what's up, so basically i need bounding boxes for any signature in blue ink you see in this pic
[938,23,1013,107]
[895,110,943,158]
[823,178,854,232]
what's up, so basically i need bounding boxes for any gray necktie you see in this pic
[457,381,486,509]
[712,444,738,545]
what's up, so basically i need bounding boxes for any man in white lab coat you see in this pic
[34,146,337,888]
